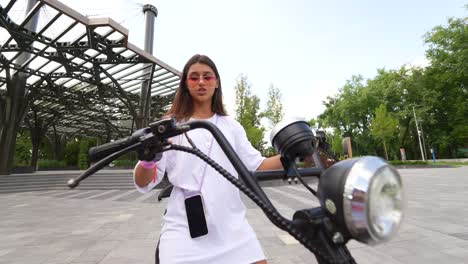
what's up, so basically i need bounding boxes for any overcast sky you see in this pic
[3,0,467,123]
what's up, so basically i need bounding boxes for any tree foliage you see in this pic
[262,84,284,127]
[330,129,344,157]
[14,130,32,166]
[77,138,97,170]
[64,139,80,166]
[234,74,266,152]
[422,17,468,157]
[370,104,399,160]
[319,15,467,159]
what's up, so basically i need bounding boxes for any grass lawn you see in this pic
[389,160,468,167]
[429,161,468,166]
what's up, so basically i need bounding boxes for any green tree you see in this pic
[308,118,318,130]
[423,16,468,157]
[234,74,266,152]
[330,129,344,158]
[64,139,80,166]
[262,84,284,128]
[77,138,97,170]
[370,104,399,160]
[315,15,467,159]
[260,84,285,157]
[319,75,379,156]
[78,139,90,170]
[235,74,250,125]
[14,130,32,166]
[366,67,434,158]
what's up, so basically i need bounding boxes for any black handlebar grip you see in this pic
[88,137,132,163]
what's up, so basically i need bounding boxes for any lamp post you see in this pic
[413,106,425,161]
[420,119,428,159]
[138,4,158,128]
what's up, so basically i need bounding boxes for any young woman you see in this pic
[134,54,283,264]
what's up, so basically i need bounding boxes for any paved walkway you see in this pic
[1,167,467,264]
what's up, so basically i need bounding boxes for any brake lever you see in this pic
[68,142,142,188]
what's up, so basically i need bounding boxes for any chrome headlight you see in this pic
[317,156,405,244]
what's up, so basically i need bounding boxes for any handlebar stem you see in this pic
[185,120,275,210]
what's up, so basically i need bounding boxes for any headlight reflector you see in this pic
[367,166,404,240]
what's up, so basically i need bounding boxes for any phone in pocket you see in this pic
[184,194,208,238]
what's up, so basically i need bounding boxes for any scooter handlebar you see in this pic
[88,137,134,163]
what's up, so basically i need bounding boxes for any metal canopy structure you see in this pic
[0,0,181,136]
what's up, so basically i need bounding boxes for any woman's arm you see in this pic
[257,155,283,171]
[133,153,167,193]
[230,118,283,172]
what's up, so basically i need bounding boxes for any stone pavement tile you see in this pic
[393,251,465,264]
[105,190,137,201]
[388,240,441,256]
[145,231,161,241]
[0,249,13,257]
[98,240,155,264]
[263,244,310,260]
[383,235,467,263]
[441,246,468,259]
[450,231,468,239]
[88,190,122,200]
[99,257,153,264]
[0,236,36,248]
[39,249,85,264]
[70,249,111,263]
[372,244,413,257]
[141,192,160,203]
[83,190,119,200]
[0,167,467,263]
[389,230,425,243]
[419,236,466,250]
[51,189,87,198]
[454,240,468,248]
[70,190,104,199]
[266,258,296,264]
[70,262,101,264]
[0,261,35,264]
[351,247,403,264]
[20,190,54,196]
[255,228,280,239]
[0,245,63,264]
[66,190,100,199]
[425,222,467,234]
[53,238,100,252]
[115,190,142,202]
[345,240,368,249]
[260,236,284,247]
[278,233,300,245]
[297,254,319,263]
[84,240,122,252]
[103,229,150,241]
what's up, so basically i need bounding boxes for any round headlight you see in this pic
[270,117,314,161]
[317,156,405,244]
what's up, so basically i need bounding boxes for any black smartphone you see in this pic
[184,195,208,238]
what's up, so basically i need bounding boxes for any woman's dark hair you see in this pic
[165,54,227,121]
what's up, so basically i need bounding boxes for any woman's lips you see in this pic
[196,88,207,95]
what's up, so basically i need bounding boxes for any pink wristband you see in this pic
[139,160,157,169]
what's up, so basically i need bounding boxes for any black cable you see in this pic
[169,143,338,263]
[291,164,318,196]
[183,132,197,148]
